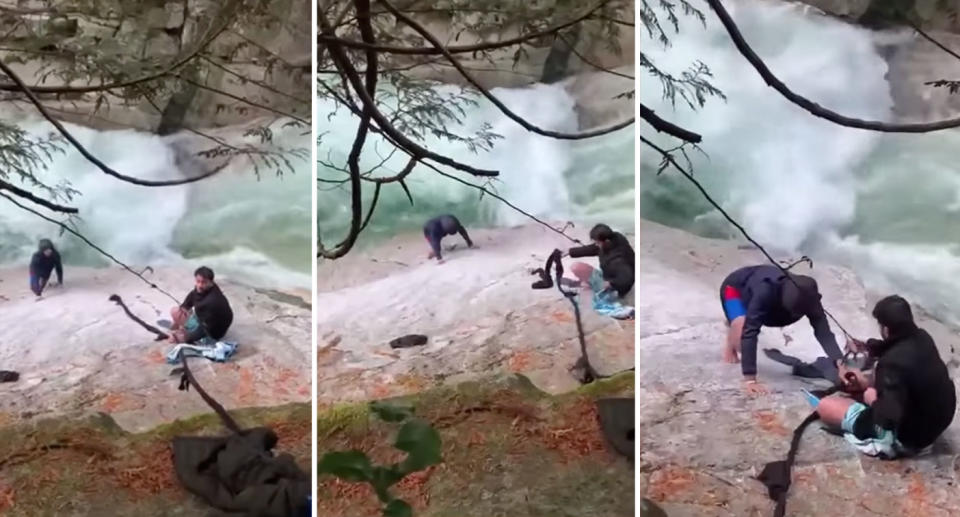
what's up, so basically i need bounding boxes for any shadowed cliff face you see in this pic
[637,220,960,516]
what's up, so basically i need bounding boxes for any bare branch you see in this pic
[0,59,229,187]
[382,0,634,140]
[0,179,78,213]
[639,103,702,143]
[320,15,499,177]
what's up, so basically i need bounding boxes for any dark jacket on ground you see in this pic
[856,327,956,449]
[29,249,62,283]
[181,284,233,340]
[569,232,635,297]
[722,265,842,376]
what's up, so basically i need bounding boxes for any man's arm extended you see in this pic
[740,283,774,377]
[54,253,63,284]
[568,243,599,258]
[456,222,473,247]
[808,305,843,360]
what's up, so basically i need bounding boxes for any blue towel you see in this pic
[166,341,238,364]
[592,288,635,320]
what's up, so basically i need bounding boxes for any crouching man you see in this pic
[816,295,955,458]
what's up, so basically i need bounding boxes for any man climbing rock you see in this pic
[567,223,635,298]
[423,214,473,264]
[815,295,955,458]
[29,238,63,299]
[719,265,842,393]
[169,266,233,344]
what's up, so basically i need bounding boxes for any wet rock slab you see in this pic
[638,221,960,516]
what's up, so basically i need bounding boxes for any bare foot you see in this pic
[723,347,739,364]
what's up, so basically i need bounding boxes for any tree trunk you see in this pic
[540,25,581,84]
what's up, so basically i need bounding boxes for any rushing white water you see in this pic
[317,82,636,247]
[640,0,960,324]
[0,117,311,288]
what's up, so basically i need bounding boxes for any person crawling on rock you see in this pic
[29,238,63,300]
[720,265,842,393]
[566,223,635,298]
[424,214,474,264]
[169,266,234,344]
[815,295,955,458]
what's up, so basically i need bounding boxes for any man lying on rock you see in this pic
[719,265,843,394]
[169,266,234,345]
[815,295,955,458]
[423,213,474,264]
[566,223,635,298]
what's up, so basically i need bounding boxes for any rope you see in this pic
[177,354,242,434]
[640,136,856,341]
[107,294,241,434]
[533,249,603,383]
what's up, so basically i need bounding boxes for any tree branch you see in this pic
[382,0,634,140]
[0,59,229,187]
[705,0,960,133]
[639,103,702,143]
[320,15,499,177]
[317,0,612,56]
[0,3,238,94]
[318,0,378,260]
[0,179,78,213]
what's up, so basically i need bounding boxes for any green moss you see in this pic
[316,402,370,438]
[573,371,635,398]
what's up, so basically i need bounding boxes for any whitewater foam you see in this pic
[317,82,635,246]
[640,0,960,325]
[0,115,310,288]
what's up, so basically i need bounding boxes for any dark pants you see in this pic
[29,274,47,296]
[423,227,443,259]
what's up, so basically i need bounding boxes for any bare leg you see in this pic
[170,306,189,330]
[570,262,594,287]
[816,395,857,428]
[724,316,744,363]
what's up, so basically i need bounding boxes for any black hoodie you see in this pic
[29,241,63,284]
[568,232,635,297]
[857,327,956,449]
[181,284,234,340]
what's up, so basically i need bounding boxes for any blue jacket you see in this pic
[723,265,842,376]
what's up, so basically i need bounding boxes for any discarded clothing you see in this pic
[389,334,428,349]
[166,341,237,364]
[596,397,634,459]
[592,286,635,320]
[763,349,840,384]
[172,427,310,517]
[0,371,19,383]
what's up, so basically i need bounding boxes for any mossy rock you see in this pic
[317,373,635,517]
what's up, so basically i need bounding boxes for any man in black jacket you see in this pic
[720,265,843,392]
[567,223,634,298]
[816,295,955,458]
[169,266,234,344]
[29,238,63,299]
[423,214,474,264]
